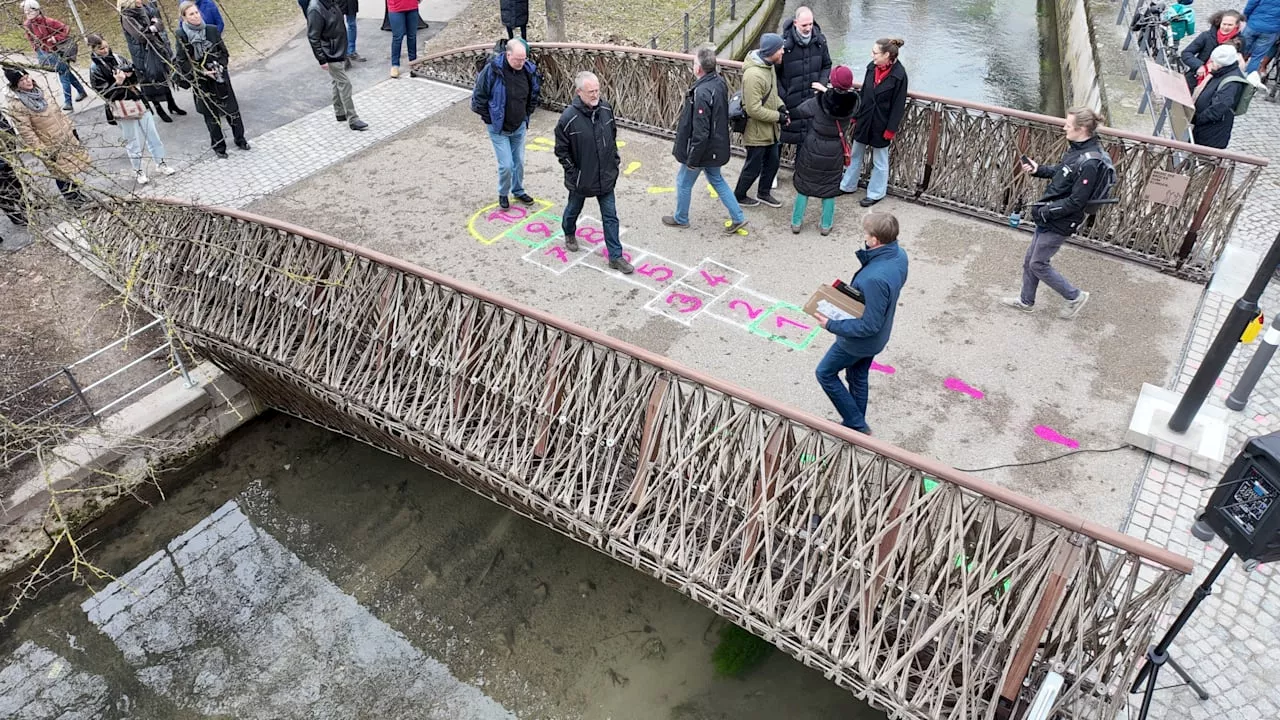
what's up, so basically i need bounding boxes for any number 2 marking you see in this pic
[727,299,763,319]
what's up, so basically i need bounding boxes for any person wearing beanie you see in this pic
[776,7,831,149]
[786,64,858,235]
[839,38,909,207]
[3,65,92,208]
[1190,44,1247,149]
[733,32,788,208]
[1181,10,1244,91]
[20,1,89,112]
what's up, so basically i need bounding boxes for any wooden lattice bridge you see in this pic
[71,43,1274,720]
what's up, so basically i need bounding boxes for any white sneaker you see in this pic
[135,169,149,185]
[1247,70,1265,88]
[1000,296,1034,312]
[1059,290,1090,319]
[156,162,175,176]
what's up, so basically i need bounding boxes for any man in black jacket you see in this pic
[307,0,369,131]
[554,71,633,274]
[661,44,748,234]
[777,7,831,147]
[1001,107,1105,319]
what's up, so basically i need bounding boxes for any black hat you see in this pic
[3,66,27,89]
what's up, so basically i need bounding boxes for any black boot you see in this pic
[166,89,187,115]
[156,106,173,123]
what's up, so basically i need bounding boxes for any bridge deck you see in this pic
[246,92,1201,529]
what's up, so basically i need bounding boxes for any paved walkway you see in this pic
[1114,2,1280,718]
[141,78,466,208]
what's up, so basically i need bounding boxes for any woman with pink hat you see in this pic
[786,64,859,235]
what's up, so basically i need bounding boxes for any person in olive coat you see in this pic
[1190,44,1247,149]
[839,38,908,208]
[788,64,858,236]
[1181,10,1244,91]
[776,6,831,147]
[500,0,529,40]
[554,71,633,275]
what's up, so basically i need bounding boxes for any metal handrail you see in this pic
[1,317,195,468]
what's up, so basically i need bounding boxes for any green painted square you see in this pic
[922,477,940,493]
[746,301,821,350]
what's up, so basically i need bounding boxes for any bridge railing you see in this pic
[81,199,1193,720]
[412,42,1268,281]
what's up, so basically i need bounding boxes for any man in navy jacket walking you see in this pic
[814,212,909,435]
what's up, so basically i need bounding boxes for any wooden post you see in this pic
[998,536,1083,705]
[739,423,790,567]
[623,375,671,507]
[916,104,943,197]
[532,336,565,457]
[1174,165,1225,269]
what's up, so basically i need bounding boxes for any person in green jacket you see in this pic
[734,32,787,208]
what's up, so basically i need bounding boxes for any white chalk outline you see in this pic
[642,282,716,326]
[704,286,780,330]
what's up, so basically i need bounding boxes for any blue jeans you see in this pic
[839,142,890,199]
[345,14,358,55]
[1020,228,1080,304]
[37,50,86,106]
[815,342,873,432]
[1241,28,1280,74]
[674,164,744,225]
[486,123,527,198]
[389,9,419,67]
[563,191,623,261]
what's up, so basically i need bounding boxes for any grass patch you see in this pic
[1,0,300,70]
[711,622,774,678]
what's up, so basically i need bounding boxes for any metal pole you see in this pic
[62,367,96,424]
[1226,313,1280,410]
[709,0,716,43]
[731,0,736,21]
[651,37,658,50]
[171,341,196,389]
[63,0,87,38]
[683,13,690,54]
[1169,231,1280,432]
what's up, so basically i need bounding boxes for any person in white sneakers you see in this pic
[88,34,174,185]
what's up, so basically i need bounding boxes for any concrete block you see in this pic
[1127,383,1231,474]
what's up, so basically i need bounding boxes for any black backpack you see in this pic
[1074,150,1116,214]
[728,90,748,134]
[475,38,507,73]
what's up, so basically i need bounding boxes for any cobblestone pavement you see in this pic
[141,78,468,209]
[1116,2,1280,718]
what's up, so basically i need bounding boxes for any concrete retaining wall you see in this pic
[1055,0,1107,113]
[716,0,782,60]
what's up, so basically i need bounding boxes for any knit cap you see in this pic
[759,33,784,57]
[1210,44,1239,66]
[830,65,854,91]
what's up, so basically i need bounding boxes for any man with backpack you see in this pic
[734,33,788,208]
[1001,107,1114,320]
[1191,44,1251,149]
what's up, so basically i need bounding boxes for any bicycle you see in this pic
[1130,1,1189,73]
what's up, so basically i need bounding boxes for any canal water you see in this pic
[1,414,883,719]
[781,0,1065,115]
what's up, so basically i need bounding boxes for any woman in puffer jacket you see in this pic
[788,65,859,236]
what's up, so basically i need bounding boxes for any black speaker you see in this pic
[1201,432,1280,563]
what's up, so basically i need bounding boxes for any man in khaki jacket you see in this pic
[734,32,787,208]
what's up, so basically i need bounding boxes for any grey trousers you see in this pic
[328,63,359,122]
[1020,227,1081,304]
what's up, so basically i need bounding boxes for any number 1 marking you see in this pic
[775,316,811,331]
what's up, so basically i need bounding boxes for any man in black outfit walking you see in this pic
[554,71,633,275]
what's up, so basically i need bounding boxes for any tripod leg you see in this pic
[1165,656,1211,700]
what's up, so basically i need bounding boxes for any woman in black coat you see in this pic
[175,1,248,158]
[500,0,529,40]
[1180,10,1244,91]
[839,38,908,208]
[120,0,186,122]
[1190,44,1247,150]
[788,65,858,236]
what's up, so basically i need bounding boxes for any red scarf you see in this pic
[1217,27,1240,44]
[874,62,893,86]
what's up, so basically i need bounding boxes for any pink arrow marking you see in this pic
[1034,425,1079,449]
[944,377,985,400]
[871,362,896,375]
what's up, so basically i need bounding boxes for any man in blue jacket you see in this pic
[471,39,540,210]
[813,212,909,435]
[1242,0,1280,75]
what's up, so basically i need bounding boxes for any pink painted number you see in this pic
[544,246,569,263]
[524,221,553,238]
[700,270,730,287]
[727,299,763,319]
[487,206,528,223]
[774,316,811,331]
[637,263,675,282]
[665,292,702,313]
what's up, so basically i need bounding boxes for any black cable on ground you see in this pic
[956,445,1130,473]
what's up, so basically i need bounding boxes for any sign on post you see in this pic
[1143,169,1190,206]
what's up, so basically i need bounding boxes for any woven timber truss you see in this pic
[412,42,1266,281]
[76,200,1190,720]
